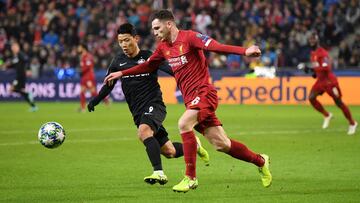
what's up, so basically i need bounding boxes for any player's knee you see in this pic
[334,98,343,107]
[178,120,193,132]
[137,125,153,141]
[161,147,176,158]
[309,95,316,102]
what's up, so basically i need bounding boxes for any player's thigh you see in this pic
[178,109,199,132]
[309,84,324,100]
[204,126,231,152]
[139,104,166,138]
[326,84,342,99]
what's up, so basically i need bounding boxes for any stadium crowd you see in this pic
[0,0,359,78]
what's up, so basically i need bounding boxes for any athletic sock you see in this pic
[172,142,184,158]
[181,131,197,179]
[20,91,35,107]
[339,103,355,125]
[227,139,265,167]
[310,99,329,117]
[80,92,86,109]
[143,137,162,171]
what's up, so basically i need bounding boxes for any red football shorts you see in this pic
[187,89,222,134]
[80,77,96,89]
[311,79,342,99]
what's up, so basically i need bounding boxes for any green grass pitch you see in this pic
[0,102,359,202]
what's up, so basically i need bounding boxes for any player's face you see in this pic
[152,19,171,42]
[308,34,318,48]
[77,46,83,54]
[117,34,138,57]
[11,43,20,54]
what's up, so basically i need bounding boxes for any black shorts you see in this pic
[12,79,25,91]
[135,103,169,146]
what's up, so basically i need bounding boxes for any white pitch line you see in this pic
[0,128,349,147]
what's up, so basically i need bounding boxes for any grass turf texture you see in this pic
[0,102,359,202]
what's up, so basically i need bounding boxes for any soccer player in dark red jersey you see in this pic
[78,43,97,112]
[105,10,272,192]
[298,32,357,135]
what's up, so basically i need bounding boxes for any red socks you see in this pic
[181,131,197,179]
[339,103,355,125]
[80,92,86,109]
[228,139,264,167]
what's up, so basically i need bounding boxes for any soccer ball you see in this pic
[38,122,66,149]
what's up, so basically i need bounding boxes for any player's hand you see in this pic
[245,45,261,57]
[297,63,305,70]
[87,101,95,112]
[104,71,123,85]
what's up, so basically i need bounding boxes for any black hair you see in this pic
[79,43,88,51]
[117,23,137,36]
[151,9,175,22]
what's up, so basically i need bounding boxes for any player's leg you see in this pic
[203,125,271,187]
[139,105,170,185]
[172,109,199,192]
[88,80,97,97]
[138,124,168,185]
[79,83,87,112]
[309,88,332,128]
[154,126,183,158]
[327,86,357,135]
[156,125,208,164]
[12,80,37,111]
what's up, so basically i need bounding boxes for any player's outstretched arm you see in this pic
[104,53,164,84]
[88,82,114,112]
[206,40,261,57]
[190,32,261,57]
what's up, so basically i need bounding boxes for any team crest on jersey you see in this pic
[137,58,146,64]
[179,44,183,54]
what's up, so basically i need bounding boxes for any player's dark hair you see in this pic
[117,23,137,36]
[151,9,175,22]
[79,43,88,51]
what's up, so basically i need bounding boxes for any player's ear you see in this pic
[134,35,140,42]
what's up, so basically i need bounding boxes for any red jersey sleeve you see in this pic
[187,31,246,55]
[121,47,165,76]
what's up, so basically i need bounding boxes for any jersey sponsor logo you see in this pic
[122,73,150,78]
[168,55,188,68]
[137,59,146,64]
[119,62,127,66]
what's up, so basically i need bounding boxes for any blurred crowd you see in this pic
[0,0,359,79]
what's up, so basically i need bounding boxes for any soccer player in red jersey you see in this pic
[78,43,101,112]
[298,32,357,135]
[105,10,272,192]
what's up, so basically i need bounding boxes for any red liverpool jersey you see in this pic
[80,52,95,80]
[153,30,216,105]
[121,30,246,106]
[310,47,337,82]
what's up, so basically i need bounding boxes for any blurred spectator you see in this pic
[0,0,359,79]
